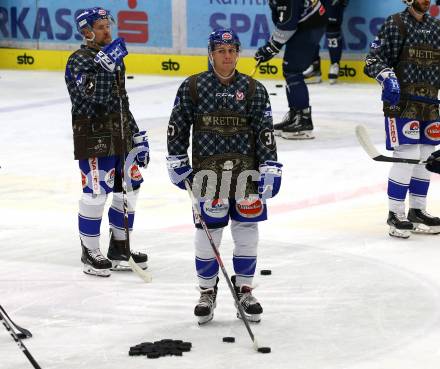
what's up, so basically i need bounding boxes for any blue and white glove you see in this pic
[94,38,128,72]
[166,154,193,190]
[132,131,149,168]
[258,160,283,200]
[376,68,400,106]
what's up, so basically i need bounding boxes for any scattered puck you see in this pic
[275,84,283,88]
[127,75,134,79]
[269,93,277,96]
[257,347,271,354]
[260,269,272,275]
[222,337,235,343]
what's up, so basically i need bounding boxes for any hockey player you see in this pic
[255,0,327,139]
[304,0,349,85]
[364,0,440,238]
[166,29,282,324]
[65,7,149,276]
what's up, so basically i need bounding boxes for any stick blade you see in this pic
[355,125,381,160]
[128,258,152,283]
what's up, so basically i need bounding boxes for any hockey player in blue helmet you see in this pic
[167,28,282,324]
[207,28,241,81]
[65,7,149,276]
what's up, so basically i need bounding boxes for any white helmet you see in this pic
[402,0,414,5]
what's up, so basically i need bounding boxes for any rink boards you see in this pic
[0,48,373,83]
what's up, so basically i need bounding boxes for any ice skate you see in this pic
[281,107,314,140]
[81,242,112,277]
[273,109,297,136]
[194,284,218,325]
[387,211,413,239]
[407,208,440,234]
[328,63,340,85]
[303,58,322,84]
[107,231,148,271]
[231,275,263,323]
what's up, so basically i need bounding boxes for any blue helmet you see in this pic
[75,7,114,32]
[208,28,241,53]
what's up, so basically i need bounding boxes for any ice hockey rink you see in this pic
[1,70,440,369]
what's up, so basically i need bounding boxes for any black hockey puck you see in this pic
[275,84,283,88]
[222,337,235,343]
[260,269,272,275]
[269,93,277,96]
[146,352,161,359]
[257,347,271,353]
[127,75,134,79]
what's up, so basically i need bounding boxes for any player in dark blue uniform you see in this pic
[65,7,149,276]
[167,29,282,324]
[255,0,327,139]
[304,0,349,84]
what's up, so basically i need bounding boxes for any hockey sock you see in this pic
[409,144,434,210]
[195,227,223,288]
[285,72,309,110]
[108,189,139,240]
[327,31,343,64]
[231,221,258,286]
[387,145,418,213]
[78,193,107,250]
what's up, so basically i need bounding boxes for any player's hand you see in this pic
[426,150,440,174]
[166,154,193,190]
[255,39,282,63]
[94,38,128,72]
[258,160,283,200]
[376,69,400,106]
[132,131,149,168]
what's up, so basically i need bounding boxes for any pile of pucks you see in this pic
[129,339,192,359]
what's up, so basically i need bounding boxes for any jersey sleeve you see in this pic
[250,81,278,166]
[167,79,194,156]
[65,51,115,105]
[364,15,404,79]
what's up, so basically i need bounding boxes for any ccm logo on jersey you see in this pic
[425,122,440,141]
[403,121,420,139]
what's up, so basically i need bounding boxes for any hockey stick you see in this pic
[405,94,440,105]
[250,60,261,77]
[184,180,270,353]
[0,305,32,339]
[116,67,152,283]
[0,306,42,369]
[355,125,427,164]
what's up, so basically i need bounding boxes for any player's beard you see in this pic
[413,0,430,13]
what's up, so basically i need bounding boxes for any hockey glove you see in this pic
[166,154,193,190]
[426,149,440,174]
[255,39,282,63]
[94,38,128,72]
[132,131,150,168]
[376,69,400,106]
[258,160,283,200]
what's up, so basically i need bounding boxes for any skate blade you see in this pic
[388,227,411,239]
[236,311,261,323]
[196,313,214,325]
[411,223,440,235]
[83,264,111,277]
[328,78,337,85]
[281,131,315,140]
[110,260,148,271]
[304,76,322,84]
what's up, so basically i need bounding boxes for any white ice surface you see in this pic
[1,70,440,369]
